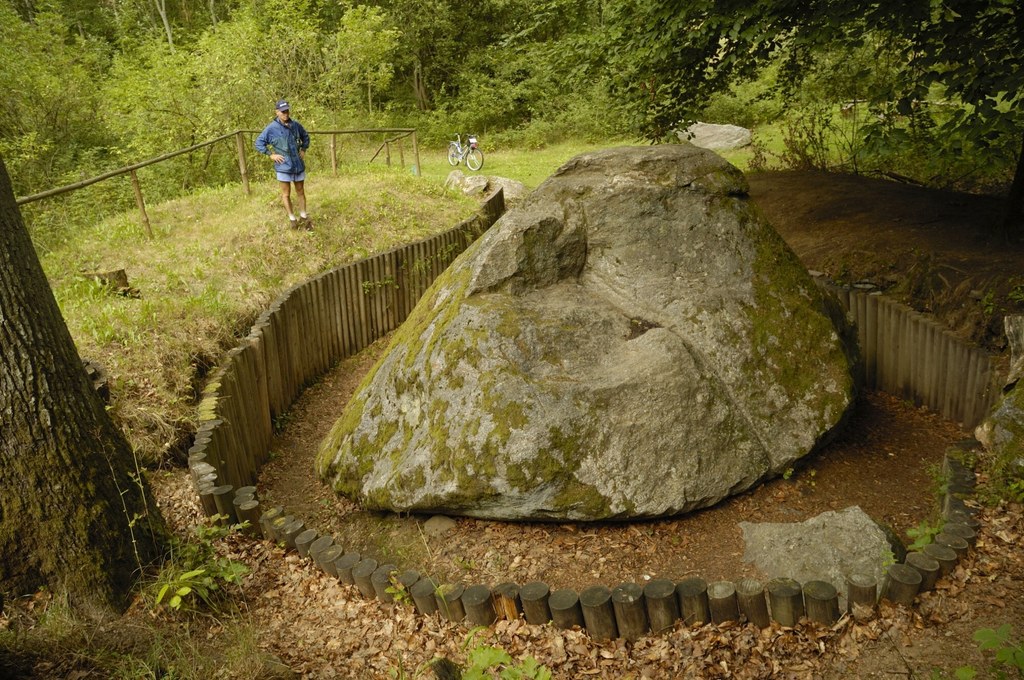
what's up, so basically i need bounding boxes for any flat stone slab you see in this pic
[740,506,901,599]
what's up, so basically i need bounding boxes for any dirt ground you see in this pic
[180,170,1024,678]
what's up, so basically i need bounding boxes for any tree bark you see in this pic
[0,156,166,614]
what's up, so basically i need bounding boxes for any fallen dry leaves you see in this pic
[150,469,1024,679]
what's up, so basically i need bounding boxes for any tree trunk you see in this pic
[154,0,175,52]
[412,60,430,111]
[0,156,166,614]
[1002,133,1024,240]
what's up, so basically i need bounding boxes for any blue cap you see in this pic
[275,100,290,112]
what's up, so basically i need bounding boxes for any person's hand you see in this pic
[299,149,305,159]
[270,153,284,163]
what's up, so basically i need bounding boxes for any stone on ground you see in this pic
[318,144,856,520]
[740,506,902,598]
[680,122,753,150]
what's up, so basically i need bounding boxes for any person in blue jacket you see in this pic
[255,99,312,229]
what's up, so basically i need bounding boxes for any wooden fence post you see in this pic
[411,129,421,176]
[331,133,338,175]
[129,169,153,238]
[234,131,250,195]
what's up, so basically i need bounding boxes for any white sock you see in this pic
[300,212,308,219]
[288,214,297,221]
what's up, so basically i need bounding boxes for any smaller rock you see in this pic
[679,122,752,150]
[740,506,902,601]
[444,169,465,190]
[460,175,489,196]
[444,172,528,204]
[485,176,528,204]
[423,515,457,538]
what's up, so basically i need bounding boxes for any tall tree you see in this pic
[0,155,166,614]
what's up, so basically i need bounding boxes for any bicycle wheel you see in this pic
[447,143,461,166]
[466,148,484,171]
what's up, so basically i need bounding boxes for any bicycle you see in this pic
[447,133,484,171]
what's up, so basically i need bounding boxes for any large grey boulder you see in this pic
[318,145,856,520]
[740,507,903,599]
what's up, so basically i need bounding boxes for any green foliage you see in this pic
[388,628,551,679]
[0,3,111,195]
[603,0,1024,217]
[323,6,402,115]
[460,628,552,680]
[954,624,1024,679]
[149,516,248,615]
[906,518,943,552]
[385,574,413,607]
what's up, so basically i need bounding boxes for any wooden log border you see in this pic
[206,449,979,646]
[190,203,991,643]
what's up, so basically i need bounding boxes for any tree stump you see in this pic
[493,582,522,620]
[463,585,497,626]
[352,558,379,598]
[196,479,218,517]
[309,536,335,564]
[295,529,318,558]
[735,578,770,628]
[767,578,804,626]
[579,586,617,640]
[611,582,649,641]
[410,577,439,615]
[371,564,399,601]
[396,570,420,604]
[803,580,840,625]
[549,588,584,629]
[942,522,977,546]
[259,507,284,540]
[644,579,680,633]
[190,461,215,484]
[905,551,941,591]
[882,563,921,606]
[520,582,552,625]
[933,532,969,559]
[280,518,304,551]
[923,542,958,576]
[81,268,139,297]
[676,577,711,626]
[315,545,344,577]
[334,551,362,584]
[707,581,739,624]
[269,515,291,543]
[435,583,466,622]
[236,499,261,537]
[945,511,980,530]
[845,572,877,621]
[211,485,238,525]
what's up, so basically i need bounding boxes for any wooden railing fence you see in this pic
[15,128,422,238]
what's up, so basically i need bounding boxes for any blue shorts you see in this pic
[276,171,306,183]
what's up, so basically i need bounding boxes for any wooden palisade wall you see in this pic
[823,282,998,429]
